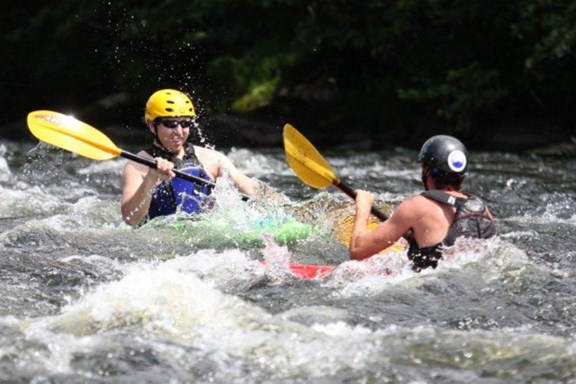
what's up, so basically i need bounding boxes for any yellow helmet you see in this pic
[144,89,196,121]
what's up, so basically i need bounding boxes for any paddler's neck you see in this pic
[153,140,186,159]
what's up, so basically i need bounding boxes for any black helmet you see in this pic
[417,135,468,175]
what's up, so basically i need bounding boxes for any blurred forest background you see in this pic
[1,0,575,151]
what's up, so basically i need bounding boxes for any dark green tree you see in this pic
[2,0,574,148]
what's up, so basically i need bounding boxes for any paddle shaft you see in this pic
[334,180,389,221]
[282,124,388,222]
[26,110,251,201]
[120,150,250,202]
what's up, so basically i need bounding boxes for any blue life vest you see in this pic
[407,190,497,272]
[146,145,212,220]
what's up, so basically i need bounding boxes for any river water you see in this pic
[0,135,575,383]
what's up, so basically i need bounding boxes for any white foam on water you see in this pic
[502,192,576,225]
[17,261,391,379]
[0,149,12,182]
[16,238,449,379]
[20,266,267,370]
[226,148,284,176]
[0,184,64,218]
[325,256,418,297]
[76,158,125,175]
[206,175,288,223]
[159,249,270,291]
[324,237,527,298]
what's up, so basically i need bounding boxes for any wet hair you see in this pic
[425,166,465,190]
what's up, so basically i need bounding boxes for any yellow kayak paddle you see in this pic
[26,110,220,190]
[283,124,388,221]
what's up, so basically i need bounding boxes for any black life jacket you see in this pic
[407,190,497,272]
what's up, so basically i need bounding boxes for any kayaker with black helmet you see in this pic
[349,135,497,271]
[121,89,280,226]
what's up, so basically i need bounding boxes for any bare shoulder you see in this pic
[398,194,429,209]
[124,150,152,174]
[394,194,434,217]
[193,145,215,156]
[193,145,226,162]
[193,145,236,178]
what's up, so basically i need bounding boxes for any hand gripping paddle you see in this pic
[283,123,388,221]
[26,110,228,193]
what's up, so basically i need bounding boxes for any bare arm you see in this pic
[121,155,175,226]
[196,146,285,201]
[215,152,261,196]
[349,190,412,260]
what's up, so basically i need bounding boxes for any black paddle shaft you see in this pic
[120,150,250,201]
[335,181,389,221]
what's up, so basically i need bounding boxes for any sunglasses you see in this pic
[157,119,194,129]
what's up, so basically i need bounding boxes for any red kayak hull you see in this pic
[261,261,336,279]
[288,263,336,279]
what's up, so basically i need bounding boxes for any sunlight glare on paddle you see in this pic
[283,124,338,189]
[27,110,119,161]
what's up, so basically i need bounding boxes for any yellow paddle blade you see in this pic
[283,124,340,189]
[335,212,405,250]
[27,110,121,160]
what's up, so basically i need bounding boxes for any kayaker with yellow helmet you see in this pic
[121,89,275,226]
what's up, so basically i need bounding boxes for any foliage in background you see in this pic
[2,0,575,146]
